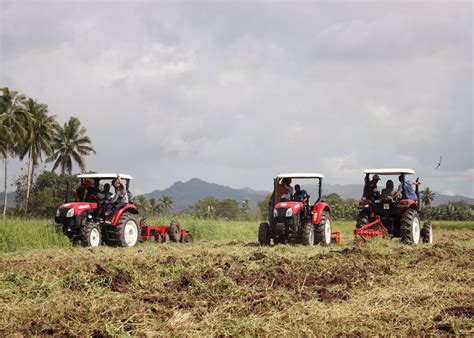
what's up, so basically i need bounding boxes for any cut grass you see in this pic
[0,228,473,335]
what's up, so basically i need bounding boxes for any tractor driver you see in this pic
[294,184,308,203]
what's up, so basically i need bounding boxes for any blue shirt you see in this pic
[398,181,417,201]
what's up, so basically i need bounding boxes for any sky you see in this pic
[1,0,473,197]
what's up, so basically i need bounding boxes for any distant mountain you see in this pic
[145,178,473,211]
[146,178,268,210]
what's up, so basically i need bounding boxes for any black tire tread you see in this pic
[315,211,331,245]
[116,213,140,247]
[80,222,102,247]
[168,221,181,242]
[400,208,419,244]
[258,222,270,246]
[302,222,314,246]
[356,210,369,229]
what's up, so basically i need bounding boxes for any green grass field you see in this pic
[0,216,473,252]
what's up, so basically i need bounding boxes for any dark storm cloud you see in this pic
[1,0,472,197]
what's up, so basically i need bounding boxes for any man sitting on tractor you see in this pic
[276,177,293,201]
[381,180,395,201]
[294,184,308,202]
[106,176,129,220]
[395,175,420,201]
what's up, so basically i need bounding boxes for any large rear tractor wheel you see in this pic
[315,211,332,245]
[356,210,369,229]
[302,222,315,246]
[400,209,421,245]
[116,213,140,247]
[81,222,102,247]
[258,222,271,246]
[421,221,433,244]
[168,221,182,242]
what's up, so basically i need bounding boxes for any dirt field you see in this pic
[1,229,473,335]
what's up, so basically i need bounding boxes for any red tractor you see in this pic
[55,173,192,247]
[354,168,433,245]
[258,173,341,246]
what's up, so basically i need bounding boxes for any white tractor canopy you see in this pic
[77,173,133,180]
[276,173,325,179]
[364,168,415,175]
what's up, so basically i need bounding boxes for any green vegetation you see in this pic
[1,217,472,253]
[0,86,95,216]
[0,217,71,252]
[421,201,474,221]
[0,228,472,335]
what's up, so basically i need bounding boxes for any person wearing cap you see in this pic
[363,174,381,200]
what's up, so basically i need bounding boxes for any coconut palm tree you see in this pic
[149,197,162,217]
[0,87,26,215]
[135,195,150,215]
[159,195,174,215]
[19,99,57,212]
[421,187,436,208]
[48,116,95,174]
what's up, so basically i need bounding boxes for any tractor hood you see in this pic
[274,201,304,214]
[56,202,98,217]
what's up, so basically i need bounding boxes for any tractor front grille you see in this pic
[273,208,288,224]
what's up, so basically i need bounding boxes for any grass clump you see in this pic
[0,217,71,252]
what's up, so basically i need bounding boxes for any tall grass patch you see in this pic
[0,217,71,252]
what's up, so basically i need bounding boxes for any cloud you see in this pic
[1,1,472,198]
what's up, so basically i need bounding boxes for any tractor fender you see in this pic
[312,202,330,224]
[111,204,139,226]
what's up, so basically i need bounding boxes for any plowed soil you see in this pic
[1,229,473,335]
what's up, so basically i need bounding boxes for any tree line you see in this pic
[133,194,175,217]
[1,87,95,215]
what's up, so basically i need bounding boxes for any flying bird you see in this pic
[434,156,442,170]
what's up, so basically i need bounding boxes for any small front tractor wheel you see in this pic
[356,210,369,229]
[258,222,271,246]
[315,211,332,245]
[421,222,433,244]
[182,233,193,243]
[400,209,421,245]
[302,222,315,246]
[168,221,182,242]
[116,213,140,247]
[81,222,102,247]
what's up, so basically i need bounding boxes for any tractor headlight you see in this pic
[285,208,293,217]
[66,208,74,218]
[273,209,278,218]
[55,208,60,217]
